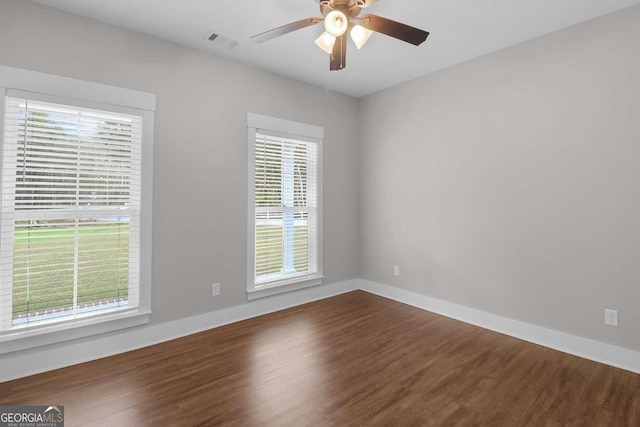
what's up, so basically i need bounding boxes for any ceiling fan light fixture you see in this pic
[315,31,336,54]
[350,24,373,49]
[324,10,348,37]
[249,0,430,72]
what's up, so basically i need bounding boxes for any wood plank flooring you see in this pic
[1,291,638,426]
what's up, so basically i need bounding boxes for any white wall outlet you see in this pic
[604,309,618,327]
[212,283,221,297]
[393,266,400,277]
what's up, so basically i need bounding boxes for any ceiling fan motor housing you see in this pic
[356,0,378,7]
[319,0,362,18]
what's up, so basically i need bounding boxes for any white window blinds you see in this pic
[0,96,142,331]
[252,131,320,288]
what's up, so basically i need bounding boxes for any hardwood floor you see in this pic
[1,291,638,426]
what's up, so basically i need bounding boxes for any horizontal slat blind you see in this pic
[254,132,318,286]
[0,96,142,330]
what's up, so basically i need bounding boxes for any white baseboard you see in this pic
[3,277,638,383]
[359,279,640,374]
[0,279,358,383]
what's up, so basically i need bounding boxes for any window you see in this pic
[0,66,154,353]
[247,113,323,299]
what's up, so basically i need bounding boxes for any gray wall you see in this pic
[0,0,638,362]
[0,0,361,325]
[359,5,640,351]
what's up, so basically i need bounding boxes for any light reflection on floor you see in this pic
[247,317,328,421]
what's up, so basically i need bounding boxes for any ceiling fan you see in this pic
[250,0,429,71]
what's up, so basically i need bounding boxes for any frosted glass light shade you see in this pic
[350,25,373,49]
[315,31,336,54]
[324,10,348,37]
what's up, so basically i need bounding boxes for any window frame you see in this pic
[0,65,154,354]
[247,113,324,300]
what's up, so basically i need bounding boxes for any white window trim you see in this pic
[247,113,324,300]
[0,65,155,354]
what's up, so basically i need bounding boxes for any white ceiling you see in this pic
[28,0,640,98]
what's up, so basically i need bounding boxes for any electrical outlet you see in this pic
[604,309,618,327]
[212,283,221,297]
[393,266,400,277]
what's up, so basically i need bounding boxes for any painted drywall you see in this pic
[359,5,640,351]
[1,0,638,376]
[0,0,360,360]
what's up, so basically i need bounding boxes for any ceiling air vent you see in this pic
[207,32,238,48]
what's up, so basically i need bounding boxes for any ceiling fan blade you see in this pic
[250,17,323,44]
[359,14,429,46]
[330,33,347,71]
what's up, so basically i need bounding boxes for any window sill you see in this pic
[0,309,151,355]
[248,275,324,300]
